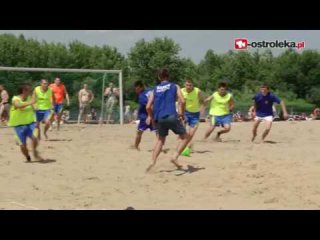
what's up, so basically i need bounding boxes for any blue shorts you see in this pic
[185,111,200,128]
[36,110,53,122]
[14,122,38,145]
[211,114,232,127]
[54,104,63,114]
[138,119,156,132]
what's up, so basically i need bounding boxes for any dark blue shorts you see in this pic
[54,104,63,114]
[14,122,37,145]
[36,110,53,122]
[138,119,156,132]
[185,111,200,128]
[211,114,232,127]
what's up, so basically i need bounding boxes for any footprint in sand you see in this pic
[264,197,279,204]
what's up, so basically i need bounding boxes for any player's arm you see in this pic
[198,90,206,105]
[229,97,235,112]
[50,91,55,110]
[78,90,82,106]
[90,90,94,103]
[176,85,185,119]
[31,90,37,109]
[65,87,70,106]
[204,95,213,104]
[13,98,36,109]
[279,100,288,120]
[146,92,154,125]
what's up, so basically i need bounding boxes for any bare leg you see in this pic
[31,136,43,161]
[204,125,215,140]
[262,120,273,142]
[20,144,31,161]
[251,119,261,142]
[187,125,198,149]
[171,133,190,168]
[44,120,51,140]
[146,136,166,172]
[36,122,41,140]
[133,131,143,151]
[77,109,82,125]
[215,124,231,142]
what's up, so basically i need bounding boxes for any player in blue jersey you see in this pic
[250,84,288,142]
[131,80,156,151]
[146,69,189,172]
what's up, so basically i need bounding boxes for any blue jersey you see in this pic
[138,88,152,120]
[253,92,281,117]
[153,81,177,121]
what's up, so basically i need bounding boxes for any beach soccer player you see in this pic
[33,79,54,140]
[49,77,70,131]
[181,79,205,151]
[145,68,189,172]
[250,83,288,142]
[8,83,43,162]
[131,80,156,151]
[203,82,234,142]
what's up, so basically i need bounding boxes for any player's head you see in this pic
[158,68,169,82]
[41,79,48,90]
[18,83,32,97]
[134,80,144,94]
[54,77,61,85]
[314,108,320,116]
[217,82,228,96]
[185,79,194,92]
[260,83,269,96]
[83,83,88,89]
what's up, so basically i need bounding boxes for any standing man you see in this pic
[78,83,94,124]
[104,83,119,124]
[0,84,10,124]
[181,79,205,151]
[132,80,156,151]
[33,79,54,140]
[250,84,288,142]
[49,77,70,131]
[203,82,235,142]
[146,69,189,172]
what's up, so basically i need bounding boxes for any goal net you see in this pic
[0,66,124,125]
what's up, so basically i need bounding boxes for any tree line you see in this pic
[0,33,319,114]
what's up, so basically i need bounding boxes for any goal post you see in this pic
[0,66,124,125]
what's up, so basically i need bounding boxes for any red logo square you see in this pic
[234,38,248,50]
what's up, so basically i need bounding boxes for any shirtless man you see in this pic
[78,84,94,124]
[0,85,10,124]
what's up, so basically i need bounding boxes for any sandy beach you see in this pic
[0,120,320,209]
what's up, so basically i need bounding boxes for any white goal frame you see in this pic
[0,66,124,125]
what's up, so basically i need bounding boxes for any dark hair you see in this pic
[218,82,227,88]
[185,79,193,83]
[134,80,144,88]
[18,83,32,94]
[158,68,169,80]
[261,83,269,89]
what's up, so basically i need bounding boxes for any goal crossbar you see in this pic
[0,66,124,125]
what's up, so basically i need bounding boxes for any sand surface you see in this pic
[0,121,320,209]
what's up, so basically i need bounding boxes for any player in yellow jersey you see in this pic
[8,83,43,162]
[181,79,205,151]
[33,79,54,140]
[203,82,235,142]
